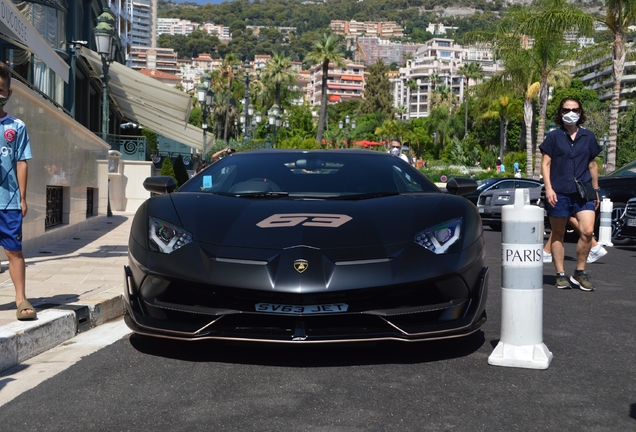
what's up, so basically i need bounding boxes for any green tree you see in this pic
[261,52,296,108]
[221,54,240,143]
[306,34,346,145]
[597,0,636,173]
[172,155,190,187]
[617,103,636,167]
[359,60,393,118]
[514,0,595,176]
[160,157,177,184]
[458,62,484,137]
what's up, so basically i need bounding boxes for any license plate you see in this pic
[478,207,484,213]
[255,303,348,314]
[627,218,636,227]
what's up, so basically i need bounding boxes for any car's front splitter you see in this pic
[123,265,489,343]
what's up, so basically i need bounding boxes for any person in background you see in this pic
[0,63,36,320]
[389,140,409,163]
[195,160,206,174]
[540,97,601,291]
[496,157,502,173]
[542,216,608,264]
[212,147,235,161]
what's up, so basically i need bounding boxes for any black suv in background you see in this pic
[597,160,636,244]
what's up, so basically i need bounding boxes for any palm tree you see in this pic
[221,54,239,143]
[597,0,636,173]
[261,52,297,108]
[458,62,484,137]
[306,34,346,145]
[514,0,594,176]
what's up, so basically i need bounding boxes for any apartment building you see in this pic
[201,23,232,42]
[157,18,197,36]
[357,37,423,66]
[330,20,403,38]
[393,38,498,119]
[308,60,365,106]
[130,47,179,76]
[131,0,155,47]
[572,43,636,111]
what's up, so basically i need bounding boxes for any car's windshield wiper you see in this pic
[327,191,400,200]
[231,191,290,198]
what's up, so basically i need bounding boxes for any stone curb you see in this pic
[0,294,125,373]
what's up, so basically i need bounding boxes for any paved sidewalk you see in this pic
[0,213,133,372]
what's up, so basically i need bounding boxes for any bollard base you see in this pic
[488,341,553,370]
[598,227,613,247]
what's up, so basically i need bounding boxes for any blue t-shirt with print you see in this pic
[0,114,32,210]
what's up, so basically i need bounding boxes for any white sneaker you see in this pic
[587,245,608,263]
[543,251,552,263]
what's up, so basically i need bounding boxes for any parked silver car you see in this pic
[477,181,543,230]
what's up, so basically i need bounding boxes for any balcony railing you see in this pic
[107,135,149,161]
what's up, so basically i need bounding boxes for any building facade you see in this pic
[393,38,498,119]
[131,0,156,48]
[308,60,366,106]
[129,47,179,75]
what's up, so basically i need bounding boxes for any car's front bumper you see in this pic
[123,257,489,343]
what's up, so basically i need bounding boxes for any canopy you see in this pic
[354,140,383,147]
[0,0,69,82]
[78,47,211,152]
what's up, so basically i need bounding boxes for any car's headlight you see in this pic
[497,195,511,201]
[148,217,193,253]
[414,218,462,254]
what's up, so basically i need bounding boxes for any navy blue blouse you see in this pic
[539,126,601,194]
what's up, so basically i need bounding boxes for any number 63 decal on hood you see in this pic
[257,213,352,228]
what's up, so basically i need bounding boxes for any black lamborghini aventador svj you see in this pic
[124,150,488,343]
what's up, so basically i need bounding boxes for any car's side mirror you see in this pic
[446,177,478,196]
[143,176,178,194]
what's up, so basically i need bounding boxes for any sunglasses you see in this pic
[561,107,581,114]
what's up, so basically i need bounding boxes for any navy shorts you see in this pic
[0,210,23,252]
[546,192,595,218]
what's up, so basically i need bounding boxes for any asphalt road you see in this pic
[1,229,635,431]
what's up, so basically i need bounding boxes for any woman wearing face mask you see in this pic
[539,97,602,292]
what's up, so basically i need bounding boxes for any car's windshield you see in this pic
[610,161,636,177]
[179,151,440,197]
[476,178,499,191]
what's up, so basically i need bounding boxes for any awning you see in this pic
[0,0,69,82]
[342,75,362,81]
[79,47,210,151]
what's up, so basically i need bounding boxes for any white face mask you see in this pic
[562,111,580,125]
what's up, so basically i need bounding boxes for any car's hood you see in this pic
[168,193,449,250]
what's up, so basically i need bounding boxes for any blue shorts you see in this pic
[546,192,595,218]
[0,210,23,252]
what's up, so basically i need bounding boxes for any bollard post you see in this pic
[597,198,614,246]
[488,189,553,369]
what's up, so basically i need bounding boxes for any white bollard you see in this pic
[597,198,614,247]
[488,189,553,369]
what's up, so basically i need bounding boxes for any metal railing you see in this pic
[45,186,64,228]
[107,135,149,161]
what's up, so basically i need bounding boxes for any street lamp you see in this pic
[338,115,356,148]
[94,9,116,142]
[197,75,214,161]
[242,60,251,141]
[268,104,281,148]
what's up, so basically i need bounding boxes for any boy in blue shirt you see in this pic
[0,63,35,320]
